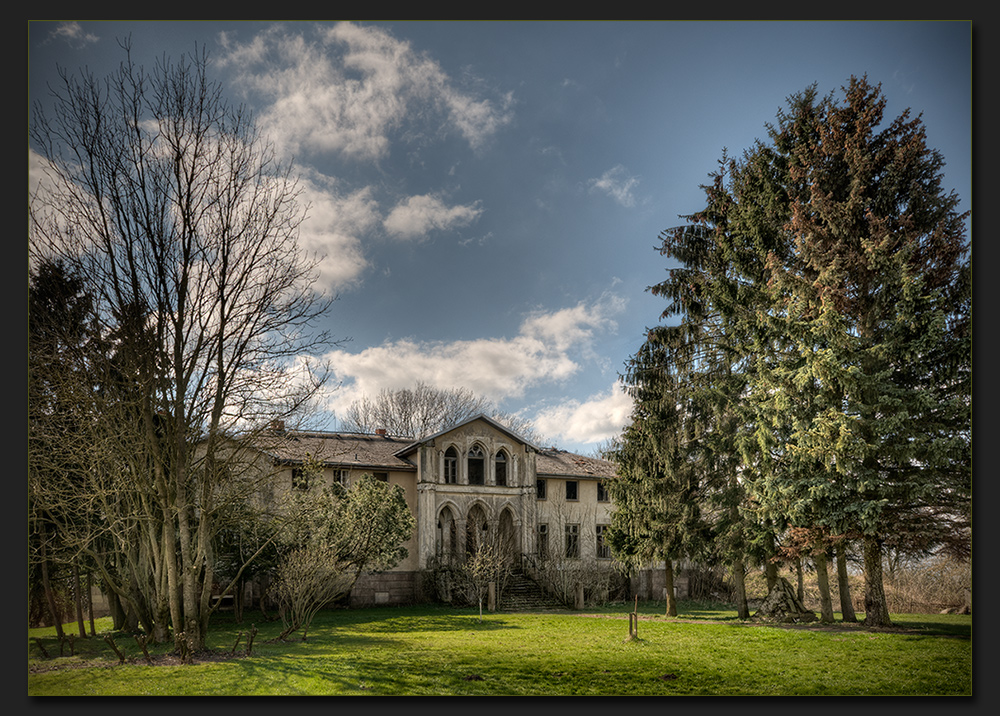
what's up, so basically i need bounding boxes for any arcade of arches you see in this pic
[436,503,518,566]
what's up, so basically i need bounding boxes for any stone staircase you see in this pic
[500,572,566,612]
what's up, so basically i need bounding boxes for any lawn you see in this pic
[27,602,972,696]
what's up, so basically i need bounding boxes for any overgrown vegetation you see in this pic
[269,473,415,640]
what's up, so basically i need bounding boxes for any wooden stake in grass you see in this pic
[134,634,153,665]
[231,632,243,657]
[104,635,125,664]
[626,595,640,642]
[245,625,258,657]
[33,638,50,659]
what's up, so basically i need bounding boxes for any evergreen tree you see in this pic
[679,76,969,626]
[29,260,101,637]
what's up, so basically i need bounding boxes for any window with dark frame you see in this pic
[536,478,546,500]
[596,524,611,559]
[468,444,485,485]
[565,523,580,559]
[565,480,578,501]
[291,467,309,490]
[495,450,507,486]
[597,480,608,502]
[444,446,458,484]
[373,472,389,482]
[537,523,548,560]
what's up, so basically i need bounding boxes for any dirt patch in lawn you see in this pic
[29,650,240,674]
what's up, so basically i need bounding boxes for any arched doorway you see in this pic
[437,506,457,566]
[498,507,517,567]
[465,504,488,558]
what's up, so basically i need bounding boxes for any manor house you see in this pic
[257,413,639,606]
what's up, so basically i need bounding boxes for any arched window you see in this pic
[468,444,485,485]
[444,447,458,484]
[495,450,508,486]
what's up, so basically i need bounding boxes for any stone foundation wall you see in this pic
[349,571,421,607]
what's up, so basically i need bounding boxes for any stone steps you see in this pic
[500,573,565,612]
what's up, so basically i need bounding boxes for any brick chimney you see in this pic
[375,428,387,437]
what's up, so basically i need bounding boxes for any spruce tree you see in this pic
[697,77,969,626]
[618,76,969,629]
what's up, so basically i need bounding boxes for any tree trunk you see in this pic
[234,579,244,623]
[108,587,126,631]
[663,560,677,617]
[732,561,749,620]
[765,532,778,592]
[765,561,778,593]
[796,558,805,604]
[73,562,87,638]
[814,551,835,623]
[836,543,857,623]
[87,571,96,637]
[862,534,892,627]
[39,537,65,640]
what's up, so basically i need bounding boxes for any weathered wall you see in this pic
[349,571,421,606]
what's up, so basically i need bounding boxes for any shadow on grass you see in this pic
[582,600,972,639]
[212,605,525,636]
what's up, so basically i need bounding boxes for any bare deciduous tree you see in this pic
[458,530,514,621]
[340,382,540,442]
[29,41,333,651]
[270,543,355,641]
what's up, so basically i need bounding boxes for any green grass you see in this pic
[28,602,972,696]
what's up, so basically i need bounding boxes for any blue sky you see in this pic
[28,21,972,454]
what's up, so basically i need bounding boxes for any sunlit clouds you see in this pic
[213,23,509,291]
[383,194,483,240]
[319,294,630,441]
[532,382,633,446]
[217,23,513,163]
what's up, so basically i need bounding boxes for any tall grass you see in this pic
[28,603,971,696]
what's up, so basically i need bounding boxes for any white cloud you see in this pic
[532,382,634,446]
[383,194,482,240]
[295,166,380,290]
[47,22,100,49]
[588,164,640,208]
[216,22,513,163]
[317,294,626,421]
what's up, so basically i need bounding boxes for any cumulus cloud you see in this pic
[383,194,482,240]
[531,382,634,446]
[216,22,513,163]
[317,294,626,420]
[588,164,640,208]
[295,166,381,291]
